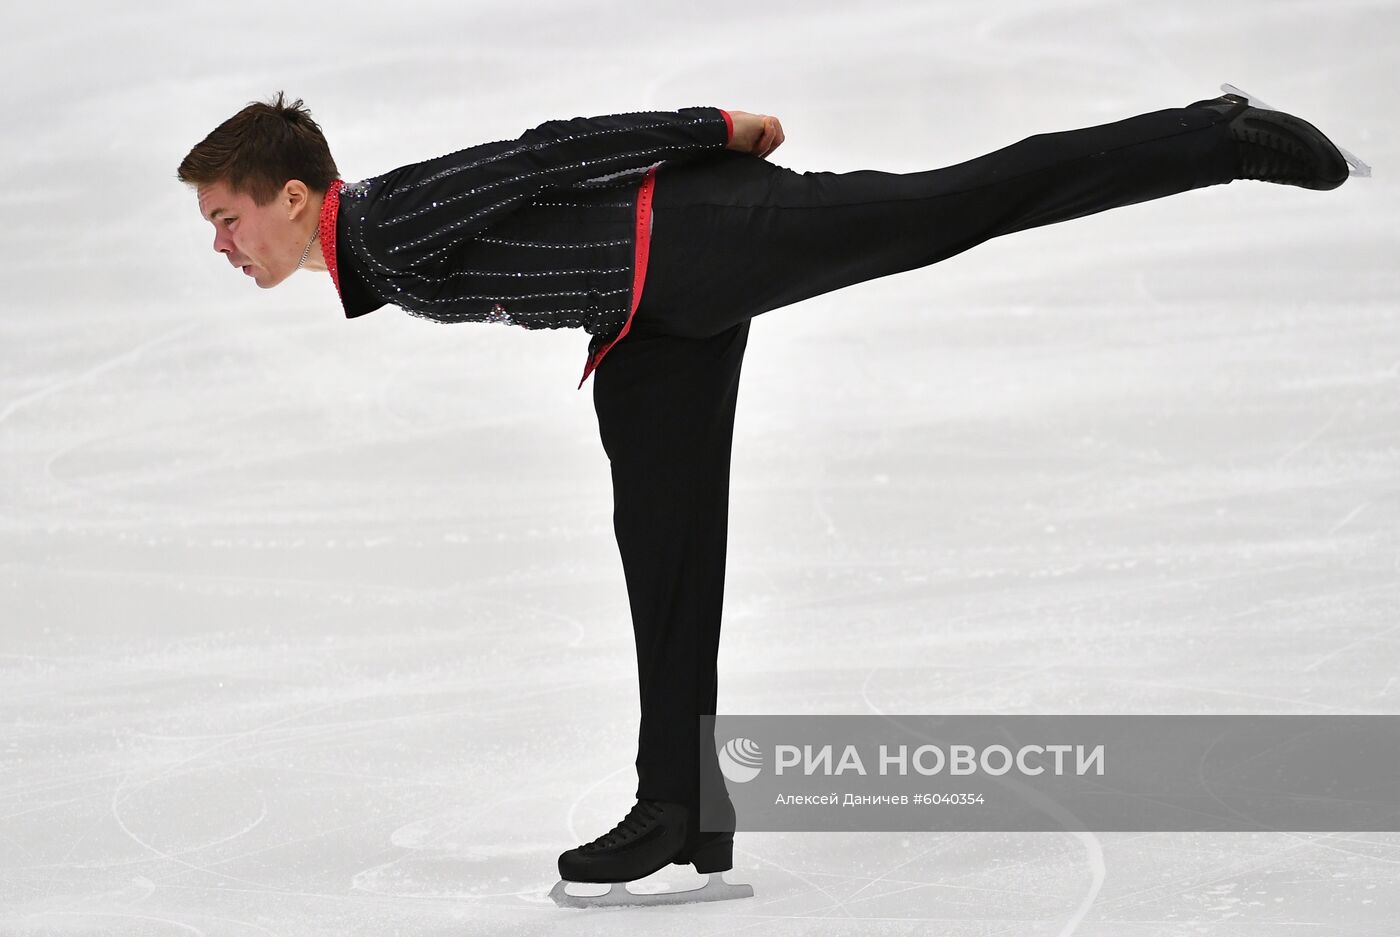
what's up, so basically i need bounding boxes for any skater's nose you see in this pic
[212,227,233,256]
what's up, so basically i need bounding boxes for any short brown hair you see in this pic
[177,91,339,206]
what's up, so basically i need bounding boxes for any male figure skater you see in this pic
[178,88,1355,907]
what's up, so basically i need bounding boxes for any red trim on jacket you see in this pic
[577,111,730,386]
[320,178,346,301]
[578,166,659,389]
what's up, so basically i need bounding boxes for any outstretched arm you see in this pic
[359,107,733,271]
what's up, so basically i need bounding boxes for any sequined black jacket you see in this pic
[321,106,734,387]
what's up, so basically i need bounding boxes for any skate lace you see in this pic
[582,800,664,851]
[1235,124,1311,183]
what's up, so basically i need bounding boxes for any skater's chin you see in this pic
[242,265,285,289]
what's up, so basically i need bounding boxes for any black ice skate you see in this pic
[672,792,739,872]
[1186,82,1370,190]
[550,798,755,908]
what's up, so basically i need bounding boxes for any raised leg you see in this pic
[637,105,1239,339]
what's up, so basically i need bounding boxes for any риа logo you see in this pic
[718,737,763,783]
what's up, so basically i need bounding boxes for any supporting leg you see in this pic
[591,320,750,820]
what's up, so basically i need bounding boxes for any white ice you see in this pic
[1,1,1397,935]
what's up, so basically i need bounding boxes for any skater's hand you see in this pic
[726,110,784,159]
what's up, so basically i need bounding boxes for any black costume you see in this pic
[321,106,734,385]
[320,103,1239,820]
[606,105,1237,812]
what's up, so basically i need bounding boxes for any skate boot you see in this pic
[557,798,687,883]
[550,798,755,908]
[1185,92,1349,190]
[672,793,737,873]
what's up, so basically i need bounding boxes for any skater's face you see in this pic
[197,178,316,289]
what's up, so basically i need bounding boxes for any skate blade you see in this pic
[548,872,755,909]
[1221,82,1372,178]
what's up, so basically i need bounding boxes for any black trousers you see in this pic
[591,106,1237,812]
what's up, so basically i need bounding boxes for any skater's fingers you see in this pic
[759,115,784,158]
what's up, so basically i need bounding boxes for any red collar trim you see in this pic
[319,178,345,302]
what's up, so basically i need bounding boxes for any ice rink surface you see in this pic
[2,0,1397,934]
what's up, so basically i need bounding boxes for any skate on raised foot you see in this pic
[1185,82,1370,190]
[549,798,755,909]
[1220,84,1371,179]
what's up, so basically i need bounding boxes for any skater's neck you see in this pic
[300,191,331,274]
